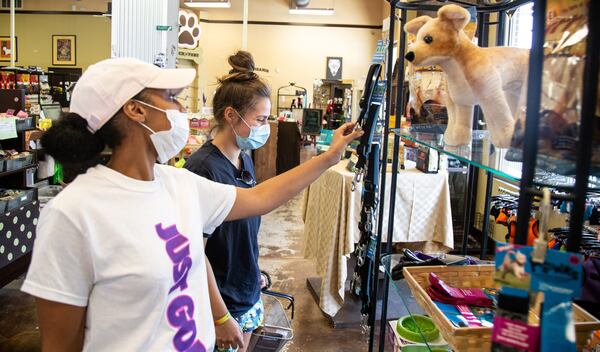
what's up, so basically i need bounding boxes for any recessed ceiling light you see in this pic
[289,8,334,15]
[184,1,231,8]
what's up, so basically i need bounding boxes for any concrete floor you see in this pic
[257,193,371,352]
[0,147,380,351]
[0,279,40,351]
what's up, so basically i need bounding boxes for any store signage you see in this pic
[178,9,202,49]
[326,57,343,80]
[0,117,17,140]
[177,48,203,65]
[156,25,173,31]
[371,39,388,64]
[179,51,200,58]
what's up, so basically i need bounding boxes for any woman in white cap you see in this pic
[21,57,362,352]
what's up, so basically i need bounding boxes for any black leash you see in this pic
[350,63,385,332]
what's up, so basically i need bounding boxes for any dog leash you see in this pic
[349,63,384,333]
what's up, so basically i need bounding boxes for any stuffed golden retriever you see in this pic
[404,4,529,147]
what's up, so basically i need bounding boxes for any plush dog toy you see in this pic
[404,4,529,147]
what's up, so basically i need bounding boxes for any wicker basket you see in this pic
[403,265,600,351]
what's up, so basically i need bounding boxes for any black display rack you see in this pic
[368,0,599,351]
[276,82,307,114]
[0,121,41,287]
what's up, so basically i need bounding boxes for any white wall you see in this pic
[197,22,380,116]
[182,0,381,25]
[186,0,383,116]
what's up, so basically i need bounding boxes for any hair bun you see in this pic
[219,51,259,83]
[228,50,255,74]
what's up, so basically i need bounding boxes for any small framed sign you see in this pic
[52,35,77,66]
[0,36,17,62]
[326,57,342,80]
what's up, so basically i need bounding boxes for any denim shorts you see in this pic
[215,299,264,352]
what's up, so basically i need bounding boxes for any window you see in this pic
[508,3,534,48]
[1,0,23,9]
[496,3,534,177]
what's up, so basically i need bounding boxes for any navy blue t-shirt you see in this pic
[184,141,261,317]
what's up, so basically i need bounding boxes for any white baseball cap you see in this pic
[70,57,195,133]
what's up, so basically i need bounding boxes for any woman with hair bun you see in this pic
[21,57,362,352]
[185,51,272,352]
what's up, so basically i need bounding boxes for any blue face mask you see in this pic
[232,110,270,150]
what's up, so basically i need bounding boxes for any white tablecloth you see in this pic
[302,160,453,317]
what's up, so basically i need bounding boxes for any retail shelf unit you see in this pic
[0,123,41,288]
[313,80,353,129]
[0,67,45,107]
[367,0,600,351]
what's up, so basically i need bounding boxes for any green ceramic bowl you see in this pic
[401,345,448,352]
[396,315,440,343]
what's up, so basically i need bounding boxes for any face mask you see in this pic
[231,110,270,150]
[134,100,190,164]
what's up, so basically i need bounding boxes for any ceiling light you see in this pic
[289,7,334,15]
[184,1,231,8]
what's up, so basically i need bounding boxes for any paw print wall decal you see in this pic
[178,9,202,49]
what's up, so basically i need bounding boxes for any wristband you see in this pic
[214,311,232,326]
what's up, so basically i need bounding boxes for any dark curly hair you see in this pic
[42,90,149,182]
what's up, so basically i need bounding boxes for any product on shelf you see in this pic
[182,112,213,158]
[406,65,449,127]
[0,150,33,172]
[38,185,63,208]
[428,272,494,308]
[387,320,450,352]
[0,71,16,90]
[0,188,35,213]
[396,315,440,343]
[404,4,529,148]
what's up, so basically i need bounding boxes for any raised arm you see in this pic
[226,122,362,221]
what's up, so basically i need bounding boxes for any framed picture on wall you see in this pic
[52,35,77,66]
[0,36,17,62]
[326,57,343,81]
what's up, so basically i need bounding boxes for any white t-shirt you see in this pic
[21,164,236,352]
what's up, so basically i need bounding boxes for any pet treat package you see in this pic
[508,0,600,177]
[493,241,584,352]
[406,65,450,127]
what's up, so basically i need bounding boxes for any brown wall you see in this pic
[9,0,109,12]
[0,13,110,70]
